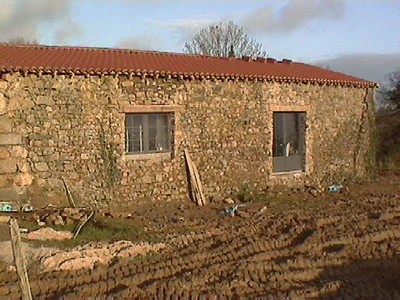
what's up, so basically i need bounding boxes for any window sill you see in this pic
[125,152,171,161]
[271,170,305,176]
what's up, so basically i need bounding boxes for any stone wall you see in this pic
[0,72,375,207]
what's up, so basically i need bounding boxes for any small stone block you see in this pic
[0,159,17,174]
[35,96,54,106]
[0,186,27,201]
[0,134,22,145]
[0,116,12,133]
[0,216,10,223]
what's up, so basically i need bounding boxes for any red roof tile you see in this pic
[0,44,376,87]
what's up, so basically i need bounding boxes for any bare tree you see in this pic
[376,70,400,167]
[385,71,400,110]
[183,21,266,59]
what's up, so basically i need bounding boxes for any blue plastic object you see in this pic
[224,204,246,216]
[1,204,13,212]
[328,184,343,193]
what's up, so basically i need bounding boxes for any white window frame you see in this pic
[121,104,182,160]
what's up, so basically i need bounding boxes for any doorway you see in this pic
[273,112,306,173]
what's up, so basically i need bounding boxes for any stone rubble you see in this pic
[25,227,73,241]
[39,240,166,271]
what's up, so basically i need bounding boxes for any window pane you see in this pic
[148,126,157,151]
[273,113,285,157]
[156,114,170,151]
[148,138,156,151]
[126,115,144,153]
[125,113,171,154]
[148,114,157,127]
[127,114,143,129]
[283,113,299,156]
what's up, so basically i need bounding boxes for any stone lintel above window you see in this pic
[121,104,182,113]
[269,104,310,112]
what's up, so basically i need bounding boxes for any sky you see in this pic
[0,0,399,84]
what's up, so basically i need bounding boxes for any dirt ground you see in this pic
[0,170,400,298]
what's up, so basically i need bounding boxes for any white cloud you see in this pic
[163,18,213,35]
[117,34,162,51]
[153,18,214,44]
[0,0,81,43]
[54,17,82,44]
[242,0,346,34]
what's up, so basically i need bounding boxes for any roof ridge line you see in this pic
[0,43,377,88]
[0,43,238,60]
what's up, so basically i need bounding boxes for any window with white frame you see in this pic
[125,113,171,154]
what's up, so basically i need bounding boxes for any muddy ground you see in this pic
[0,170,400,298]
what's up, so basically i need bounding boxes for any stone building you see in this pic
[0,44,376,206]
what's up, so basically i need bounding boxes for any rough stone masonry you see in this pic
[0,71,375,207]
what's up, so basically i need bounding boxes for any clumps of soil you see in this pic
[291,228,315,247]
[39,240,165,271]
[323,244,346,253]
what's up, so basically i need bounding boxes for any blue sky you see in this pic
[0,0,399,83]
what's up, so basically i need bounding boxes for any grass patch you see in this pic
[236,184,267,203]
[25,215,162,249]
[265,191,328,214]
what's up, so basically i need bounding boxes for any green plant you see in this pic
[366,88,377,173]
[236,184,266,203]
[25,216,159,249]
[98,116,122,188]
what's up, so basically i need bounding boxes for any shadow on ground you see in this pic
[315,255,400,298]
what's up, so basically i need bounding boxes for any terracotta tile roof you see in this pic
[0,44,376,87]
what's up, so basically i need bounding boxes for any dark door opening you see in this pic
[273,112,306,173]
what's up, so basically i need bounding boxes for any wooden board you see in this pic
[184,149,198,205]
[191,161,206,206]
[184,149,206,206]
[10,219,32,300]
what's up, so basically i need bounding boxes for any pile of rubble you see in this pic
[37,208,89,226]
[38,240,166,271]
[25,227,73,241]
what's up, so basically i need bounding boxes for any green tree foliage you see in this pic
[183,21,266,59]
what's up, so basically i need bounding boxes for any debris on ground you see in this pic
[328,184,344,193]
[73,210,94,239]
[253,206,268,218]
[236,210,251,218]
[0,216,11,223]
[40,208,89,226]
[0,172,399,298]
[0,202,14,212]
[223,198,235,204]
[25,227,73,241]
[224,204,246,216]
[39,240,166,271]
[305,185,319,197]
[21,204,34,212]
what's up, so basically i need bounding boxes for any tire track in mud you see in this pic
[1,195,400,298]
